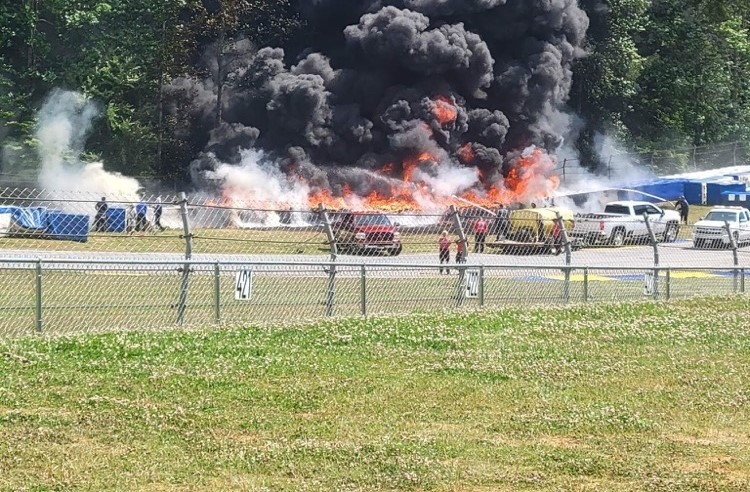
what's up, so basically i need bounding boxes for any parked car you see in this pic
[693,207,750,248]
[332,211,402,256]
[571,201,681,246]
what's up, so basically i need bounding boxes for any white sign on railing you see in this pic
[466,269,480,298]
[643,272,655,296]
[235,269,253,300]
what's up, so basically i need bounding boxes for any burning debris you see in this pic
[173,0,589,211]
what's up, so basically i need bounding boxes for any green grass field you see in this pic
[2,297,750,490]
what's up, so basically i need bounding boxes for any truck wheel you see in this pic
[610,229,625,247]
[664,223,679,243]
[389,244,403,256]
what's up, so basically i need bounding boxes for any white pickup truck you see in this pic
[571,201,682,246]
[693,207,750,248]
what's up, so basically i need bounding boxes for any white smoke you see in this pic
[206,149,309,206]
[36,89,141,199]
[205,149,314,227]
[415,162,479,198]
[552,133,656,212]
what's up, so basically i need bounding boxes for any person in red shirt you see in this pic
[550,219,563,256]
[455,237,466,264]
[438,230,451,274]
[473,217,489,253]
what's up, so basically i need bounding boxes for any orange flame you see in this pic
[458,143,475,163]
[433,96,457,125]
[294,147,558,212]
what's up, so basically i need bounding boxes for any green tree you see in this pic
[571,0,648,169]
[627,0,750,149]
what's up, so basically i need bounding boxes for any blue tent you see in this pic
[721,190,750,209]
[708,182,746,205]
[0,206,48,235]
[624,179,688,202]
[0,206,90,242]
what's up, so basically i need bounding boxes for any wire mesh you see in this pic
[0,259,746,338]
[3,187,750,337]
[0,188,185,259]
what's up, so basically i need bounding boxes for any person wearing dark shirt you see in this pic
[154,201,164,231]
[94,197,108,232]
[135,201,148,232]
[438,231,451,274]
[494,205,510,240]
[675,196,689,224]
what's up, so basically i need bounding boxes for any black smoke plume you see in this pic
[171,0,589,202]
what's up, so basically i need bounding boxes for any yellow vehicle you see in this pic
[508,206,575,242]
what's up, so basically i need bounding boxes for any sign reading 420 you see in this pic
[235,269,253,301]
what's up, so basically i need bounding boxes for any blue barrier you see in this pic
[47,211,89,242]
[104,207,127,233]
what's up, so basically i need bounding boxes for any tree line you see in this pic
[1,0,750,184]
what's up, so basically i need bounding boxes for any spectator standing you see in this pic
[675,196,690,224]
[125,205,136,234]
[473,216,488,253]
[494,205,510,240]
[94,197,108,232]
[438,231,451,274]
[550,219,563,256]
[154,200,164,231]
[135,201,148,232]
[455,238,466,264]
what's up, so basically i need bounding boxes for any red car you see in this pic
[332,212,402,256]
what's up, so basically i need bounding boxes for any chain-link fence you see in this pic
[0,258,744,337]
[2,188,747,266]
[557,140,750,181]
[2,188,750,337]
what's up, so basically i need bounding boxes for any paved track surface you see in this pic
[2,239,749,271]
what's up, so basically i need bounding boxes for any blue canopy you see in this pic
[0,206,48,232]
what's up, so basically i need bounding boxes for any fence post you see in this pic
[319,204,337,317]
[643,213,660,299]
[450,205,468,307]
[665,268,671,301]
[360,264,367,316]
[176,192,192,326]
[583,266,589,302]
[35,259,43,334]
[214,261,221,324]
[479,265,485,308]
[742,268,746,293]
[556,212,572,303]
[725,221,739,293]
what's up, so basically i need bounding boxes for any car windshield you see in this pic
[705,211,738,222]
[354,214,390,226]
[604,205,630,215]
